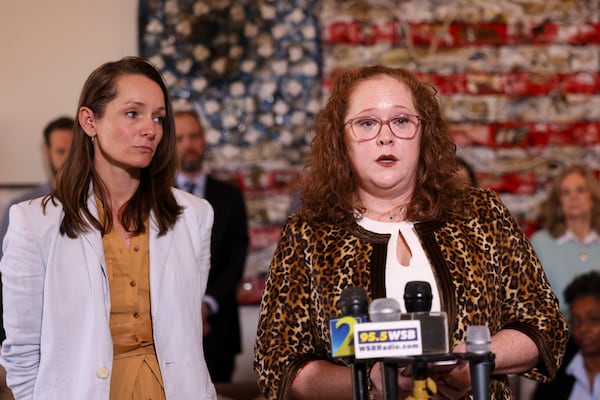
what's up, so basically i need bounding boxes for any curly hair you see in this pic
[299,65,468,226]
[45,56,182,238]
[564,271,600,305]
[536,164,600,238]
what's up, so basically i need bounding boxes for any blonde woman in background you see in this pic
[531,164,600,315]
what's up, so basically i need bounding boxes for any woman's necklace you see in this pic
[364,204,405,222]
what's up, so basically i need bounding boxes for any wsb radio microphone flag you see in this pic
[352,281,449,360]
[331,282,495,400]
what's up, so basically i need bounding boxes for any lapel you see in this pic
[80,194,105,274]
[73,194,110,317]
[149,209,175,312]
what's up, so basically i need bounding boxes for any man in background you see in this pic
[0,116,74,400]
[174,109,249,382]
[0,116,75,256]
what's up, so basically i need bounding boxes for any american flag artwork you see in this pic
[140,0,600,274]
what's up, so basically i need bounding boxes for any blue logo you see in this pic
[330,316,368,358]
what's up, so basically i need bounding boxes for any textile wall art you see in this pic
[140,0,600,277]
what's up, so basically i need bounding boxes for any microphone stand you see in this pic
[377,352,494,400]
[406,360,437,400]
[351,362,369,400]
[382,361,399,400]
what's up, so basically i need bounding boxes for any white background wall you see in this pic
[0,0,138,185]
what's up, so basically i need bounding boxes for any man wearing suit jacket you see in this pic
[174,109,249,382]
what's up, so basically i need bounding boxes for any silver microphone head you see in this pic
[368,298,402,322]
[466,325,491,354]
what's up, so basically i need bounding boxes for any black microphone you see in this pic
[402,281,449,353]
[369,298,401,400]
[404,280,432,312]
[466,325,493,400]
[337,287,370,400]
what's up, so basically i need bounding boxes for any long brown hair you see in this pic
[537,164,600,238]
[45,56,182,238]
[300,65,468,226]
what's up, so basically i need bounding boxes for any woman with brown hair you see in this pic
[0,57,216,399]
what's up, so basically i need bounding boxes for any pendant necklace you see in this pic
[364,204,405,222]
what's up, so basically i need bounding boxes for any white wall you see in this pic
[0,0,138,184]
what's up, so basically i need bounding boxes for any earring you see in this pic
[90,136,96,142]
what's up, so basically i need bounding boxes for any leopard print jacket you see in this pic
[254,189,569,400]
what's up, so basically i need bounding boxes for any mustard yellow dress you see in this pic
[103,225,166,400]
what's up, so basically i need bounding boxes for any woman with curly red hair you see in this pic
[254,65,568,400]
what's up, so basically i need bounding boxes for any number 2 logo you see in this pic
[330,316,359,357]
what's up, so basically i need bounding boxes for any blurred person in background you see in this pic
[0,116,74,400]
[174,109,249,383]
[0,116,75,258]
[531,164,600,315]
[456,157,478,187]
[534,270,600,400]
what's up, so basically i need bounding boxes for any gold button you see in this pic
[97,366,110,379]
[133,312,140,319]
[130,280,136,287]
[133,245,140,252]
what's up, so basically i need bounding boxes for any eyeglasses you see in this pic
[344,114,422,141]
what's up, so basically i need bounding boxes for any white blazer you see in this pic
[0,188,217,400]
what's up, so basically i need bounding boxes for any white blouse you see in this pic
[357,217,442,313]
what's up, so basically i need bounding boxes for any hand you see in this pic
[428,361,470,400]
[428,342,471,399]
[0,366,14,400]
[201,301,212,336]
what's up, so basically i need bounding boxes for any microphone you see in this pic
[402,281,449,353]
[338,287,369,319]
[466,326,493,400]
[331,287,369,400]
[369,298,401,400]
[403,280,432,312]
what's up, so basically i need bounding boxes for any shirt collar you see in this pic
[176,172,207,197]
[556,229,600,245]
[566,352,600,397]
